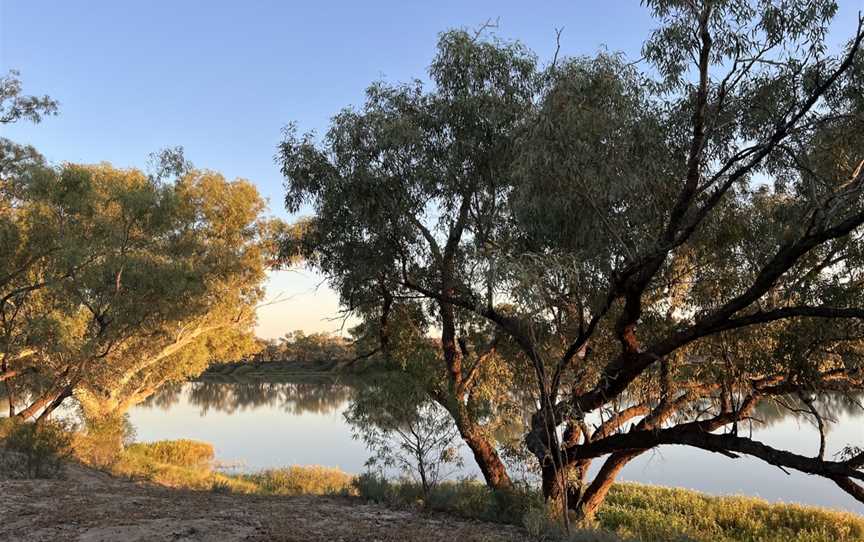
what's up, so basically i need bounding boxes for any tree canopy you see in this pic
[1,155,279,421]
[281,0,864,516]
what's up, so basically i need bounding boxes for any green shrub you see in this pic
[2,419,74,478]
[354,471,392,502]
[0,417,20,439]
[210,479,233,494]
[242,465,355,496]
[74,414,136,468]
[124,439,214,468]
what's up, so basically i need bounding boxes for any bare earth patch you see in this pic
[0,464,527,542]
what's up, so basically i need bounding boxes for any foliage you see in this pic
[1,72,281,421]
[74,413,136,468]
[241,331,353,365]
[1,157,280,421]
[278,27,543,491]
[346,372,464,497]
[279,1,864,515]
[0,69,58,125]
[2,418,73,478]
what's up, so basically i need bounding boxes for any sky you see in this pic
[1,0,862,339]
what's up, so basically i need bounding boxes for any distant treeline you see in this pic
[222,331,354,365]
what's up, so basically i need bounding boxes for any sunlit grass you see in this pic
[351,474,864,542]
[239,465,355,496]
[602,482,864,542]
[124,439,215,468]
[62,437,864,541]
[92,439,353,496]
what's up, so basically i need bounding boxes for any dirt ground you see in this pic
[0,463,528,542]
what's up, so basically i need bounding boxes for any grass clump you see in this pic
[124,439,214,468]
[241,465,355,496]
[104,440,354,497]
[101,438,254,493]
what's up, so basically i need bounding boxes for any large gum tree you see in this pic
[1,157,280,422]
[282,0,864,516]
[279,29,538,491]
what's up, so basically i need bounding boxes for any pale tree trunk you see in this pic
[77,384,160,421]
[16,386,68,420]
[35,385,74,422]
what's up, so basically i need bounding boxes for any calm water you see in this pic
[130,378,864,513]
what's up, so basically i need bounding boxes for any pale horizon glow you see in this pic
[254,269,353,340]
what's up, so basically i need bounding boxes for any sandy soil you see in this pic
[0,463,528,542]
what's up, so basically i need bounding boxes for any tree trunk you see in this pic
[16,388,63,420]
[434,289,512,491]
[460,425,513,491]
[6,379,16,417]
[540,457,592,516]
[1,357,15,416]
[574,451,641,518]
[36,385,74,422]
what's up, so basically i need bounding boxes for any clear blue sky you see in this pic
[1,0,861,338]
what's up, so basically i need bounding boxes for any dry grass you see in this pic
[124,439,215,468]
[240,465,355,496]
[65,437,864,542]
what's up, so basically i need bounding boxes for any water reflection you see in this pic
[131,378,864,512]
[142,378,352,416]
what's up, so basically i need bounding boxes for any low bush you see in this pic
[2,419,74,478]
[354,472,542,523]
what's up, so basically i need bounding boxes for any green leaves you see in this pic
[2,158,278,418]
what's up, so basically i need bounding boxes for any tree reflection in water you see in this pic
[140,377,353,416]
[138,377,862,456]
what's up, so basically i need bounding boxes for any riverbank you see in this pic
[0,461,526,542]
[4,436,863,542]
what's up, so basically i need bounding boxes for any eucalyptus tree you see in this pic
[282,0,864,517]
[0,70,59,415]
[279,29,539,490]
[419,0,864,517]
[1,161,279,422]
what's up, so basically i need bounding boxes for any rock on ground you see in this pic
[0,463,527,542]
